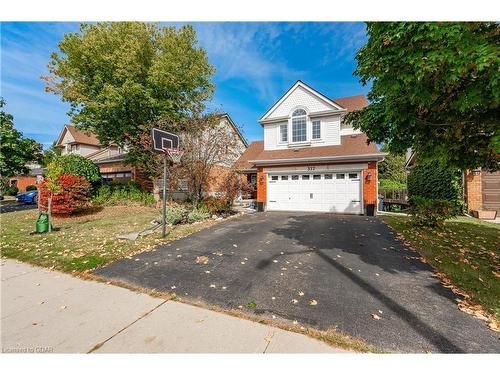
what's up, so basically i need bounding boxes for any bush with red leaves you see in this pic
[38,174,92,216]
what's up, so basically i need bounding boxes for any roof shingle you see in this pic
[332,95,368,112]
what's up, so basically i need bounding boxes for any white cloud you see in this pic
[195,23,304,103]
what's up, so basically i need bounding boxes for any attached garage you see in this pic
[267,171,362,213]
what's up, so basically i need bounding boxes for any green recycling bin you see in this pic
[35,213,50,233]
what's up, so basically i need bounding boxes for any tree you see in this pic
[43,22,215,199]
[48,154,101,183]
[346,22,500,171]
[169,113,245,206]
[40,141,62,167]
[0,99,43,178]
[378,145,407,189]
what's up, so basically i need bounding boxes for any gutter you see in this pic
[249,153,388,166]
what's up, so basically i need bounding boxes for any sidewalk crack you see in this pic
[87,300,168,353]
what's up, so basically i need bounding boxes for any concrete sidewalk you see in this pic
[0,259,347,353]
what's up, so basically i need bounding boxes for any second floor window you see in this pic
[291,109,307,142]
[312,120,321,139]
[280,124,288,142]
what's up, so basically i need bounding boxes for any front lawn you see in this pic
[0,205,221,273]
[381,215,500,323]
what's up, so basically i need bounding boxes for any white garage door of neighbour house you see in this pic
[267,172,362,213]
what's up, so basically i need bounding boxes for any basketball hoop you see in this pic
[163,147,184,164]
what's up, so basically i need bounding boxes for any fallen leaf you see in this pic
[298,291,304,296]
[240,261,245,265]
[291,299,298,304]
[60,305,67,310]
[209,284,216,288]
[233,244,238,248]
[273,260,278,263]
[309,299,318,306]
[196,256,209,265]
[371,313,381,320]
[171,285,176,289]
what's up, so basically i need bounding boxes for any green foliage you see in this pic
[187,207,210,223]
[40,142,62,168]
[0,99,43,177]
[407,160,463,213]
[25,185,37,191]
[4,186,19,196]
[199,196,231,214]
[409,196,455,228]
[45,22,215,179]
[345,22,500,171]
[48,154,101,183]
[91,181,154,206]
[166,205,189,225]
[378,145,407,188]
[379,179,407,190]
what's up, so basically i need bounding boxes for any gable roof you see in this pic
[248,134,385,165]
[332,95,369,112]
[219,113,248,147]
[55,125,101,147]
[233,141,264,171]
[259,80,345,123]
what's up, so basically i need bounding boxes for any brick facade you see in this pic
[362,161,378,207]
[464,170,482,212]
[8,176,38,192]
[256,167,267,204]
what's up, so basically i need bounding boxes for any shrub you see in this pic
[91,180,153,206]
[5,186,19,196]
[38,174,92,216]
[199,196,231,214]
[408,196,455,228]
[166,205,189,225]
[407,160,463,214]
[219,171,252,203]
[48,154,101,183]
[379,179,407,190]
[25,185,37,191]
[188,207,210,223]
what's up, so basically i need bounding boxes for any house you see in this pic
[406,151,500,217]
[53,115,248,195]
[7,163,44,193]
[235,80,385,214]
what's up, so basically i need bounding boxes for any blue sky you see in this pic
[1,22,368,147]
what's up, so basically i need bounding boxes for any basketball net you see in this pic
[163,147,184,164]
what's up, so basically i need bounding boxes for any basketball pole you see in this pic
[162,153,168,238]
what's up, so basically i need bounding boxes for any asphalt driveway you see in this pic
[95,212,499,353]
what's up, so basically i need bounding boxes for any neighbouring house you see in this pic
[7,163,44,193]
[235,80,386,214]
[53,115,248,196]
[405,151,500,217]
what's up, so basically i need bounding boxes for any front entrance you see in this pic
[267,172,362,213]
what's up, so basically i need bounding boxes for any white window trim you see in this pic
[312,120,321,141]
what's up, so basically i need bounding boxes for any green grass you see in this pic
[0,205,219,273]
[381,215,500,321]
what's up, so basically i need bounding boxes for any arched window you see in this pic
[291,108,307,142]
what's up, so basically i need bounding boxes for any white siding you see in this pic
[340,123,363,136]
[323,116,341,145]
[267,86,334,119]
[264,124,278,150]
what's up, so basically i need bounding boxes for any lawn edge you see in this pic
[379,216,500,333]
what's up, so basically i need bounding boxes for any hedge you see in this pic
[48,154,101,183]
[407,160,463,214]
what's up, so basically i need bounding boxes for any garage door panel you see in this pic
[267,172,362,213]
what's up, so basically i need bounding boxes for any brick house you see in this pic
[53,114,247,196]
[234,81,385,213]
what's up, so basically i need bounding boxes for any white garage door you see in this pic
[267,172,362,213]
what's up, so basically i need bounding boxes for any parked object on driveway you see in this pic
[16,190,38,204]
